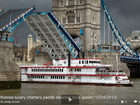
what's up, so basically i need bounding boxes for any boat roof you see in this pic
[58,58,101,60]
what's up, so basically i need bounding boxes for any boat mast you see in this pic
[116,54,119,74]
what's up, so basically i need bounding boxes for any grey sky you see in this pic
[0,0,140,45]
[105,0,140,36]
[0,0,52,11]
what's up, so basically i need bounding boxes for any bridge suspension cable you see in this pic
[107,21,110,45]
[103,11,106,44]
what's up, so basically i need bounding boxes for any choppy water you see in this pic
[0,79,139,105]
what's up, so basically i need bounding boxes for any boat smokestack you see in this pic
[82,52,85,59]
[68,51,71,67]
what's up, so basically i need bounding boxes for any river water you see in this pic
[0,79,139,105]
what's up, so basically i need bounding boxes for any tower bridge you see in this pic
[0,0,140,77]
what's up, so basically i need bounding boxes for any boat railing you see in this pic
[96,72,125,75]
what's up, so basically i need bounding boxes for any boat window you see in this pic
[91,61,94,63]
[79,61,81,64]
[82,61,84,64]
[97,61,101,63]
[85,60,88,64]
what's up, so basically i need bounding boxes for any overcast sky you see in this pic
[0,0,140,45]
[104,0,140,37]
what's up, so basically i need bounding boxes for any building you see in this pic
[0,8,3,13]
[36,36,42,47]
[126,31,140,53]
[129,31,140,40]
[27,34,35,61]
[52,0,101,52]
[13,45,27,62]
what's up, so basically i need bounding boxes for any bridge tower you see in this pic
[52,0,101,52]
